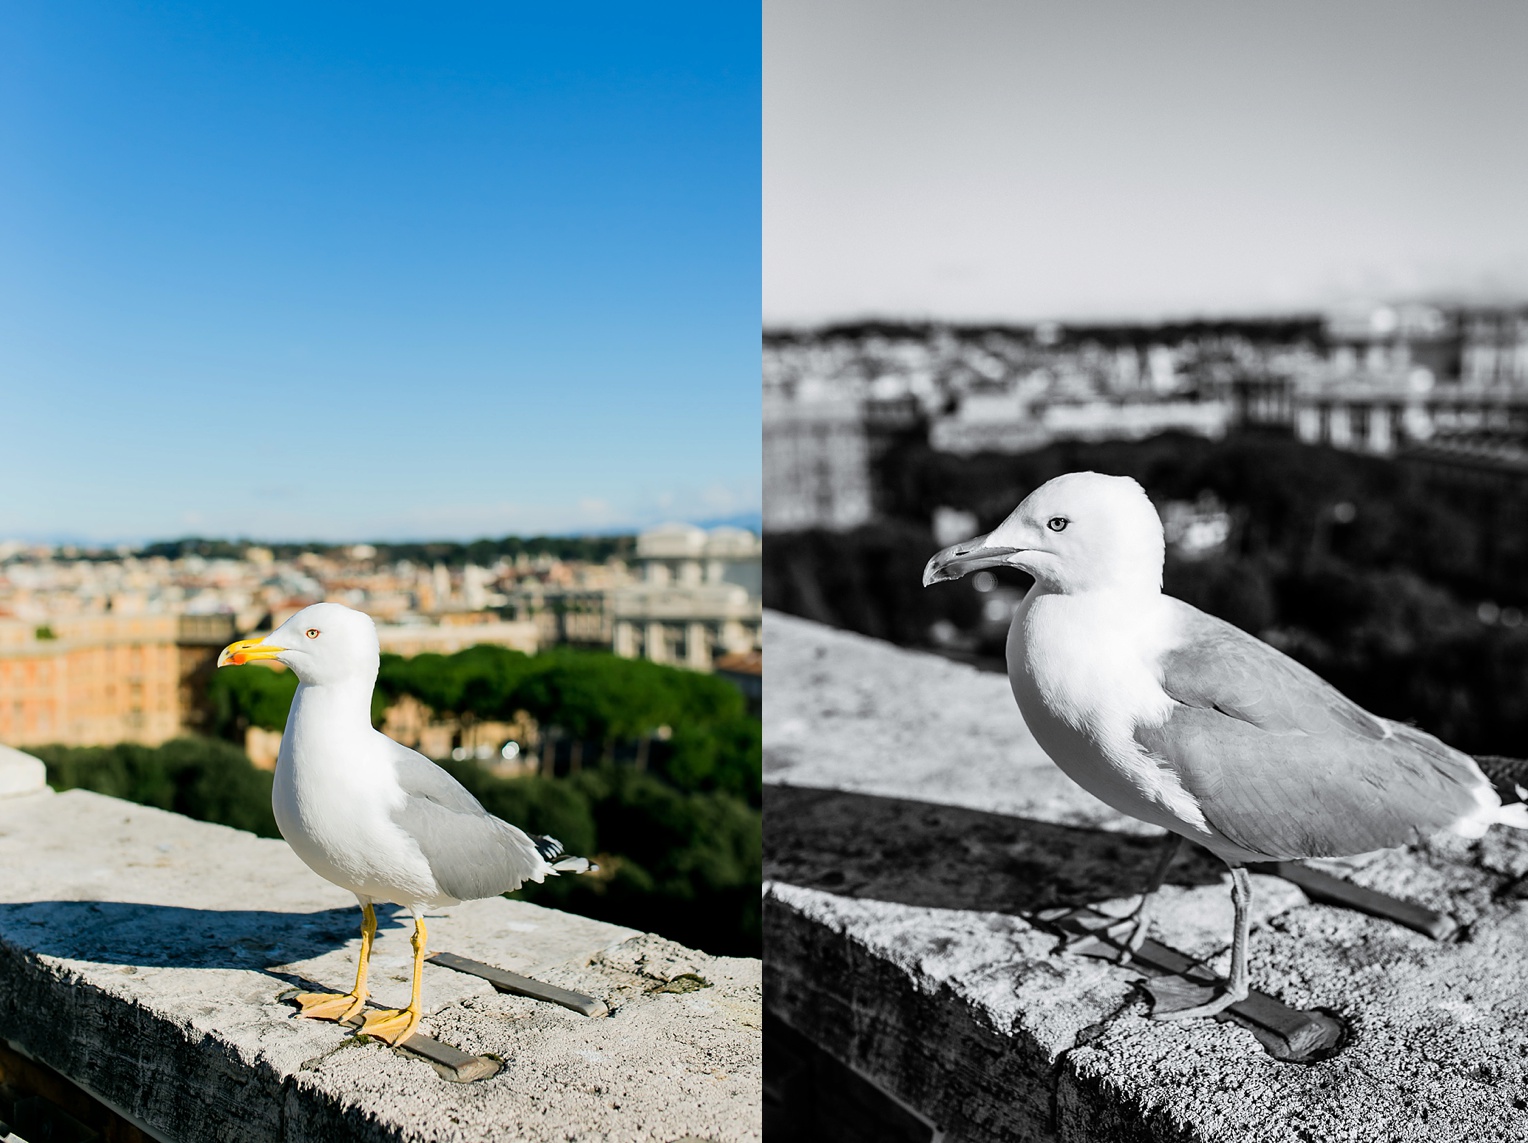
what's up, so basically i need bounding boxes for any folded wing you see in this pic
[388,744,549,900]
[1134,599,1489,861]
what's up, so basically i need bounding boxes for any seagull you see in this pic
[218,602,593,1044]
[923,471,1528,1019]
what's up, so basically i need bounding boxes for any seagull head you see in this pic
[922,471,1164,595]
[217,601,381,687]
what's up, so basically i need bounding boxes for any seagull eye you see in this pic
[1047,517,1069,533]
[305,629,320,639]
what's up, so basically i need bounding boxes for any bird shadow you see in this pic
[0,899,412,974]
[764,783,1227,916]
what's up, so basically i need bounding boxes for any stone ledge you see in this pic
[0,780,760,1143]
[764,610,1528,1143]
[0,745,46,799]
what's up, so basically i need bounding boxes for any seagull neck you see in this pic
[1096,582,1162,604]
[1030,580,1161,604]
[290,677,376,733]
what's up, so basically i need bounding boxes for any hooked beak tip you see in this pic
[923,539,1024,587]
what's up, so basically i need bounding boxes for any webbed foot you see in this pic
[292,990,368,1022]
[1145,974,1246,1020]
[358,1005,422,1045]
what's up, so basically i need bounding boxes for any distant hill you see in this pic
[690,511,762,533]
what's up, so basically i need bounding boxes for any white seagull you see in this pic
[923,471,1528,1019]
[219,602,593,1044]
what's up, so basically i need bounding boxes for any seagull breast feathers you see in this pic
[1135,599,1498,862]
[1010,592,1204,834]
[387,741,551,904]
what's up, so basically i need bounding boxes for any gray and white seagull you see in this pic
[219,602,593,1044]
[924,471,1528,1019]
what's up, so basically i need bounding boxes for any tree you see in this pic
[32,738,279,838]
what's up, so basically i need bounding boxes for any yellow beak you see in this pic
[217,639,285,668]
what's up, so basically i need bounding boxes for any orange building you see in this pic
[0,614,202,747]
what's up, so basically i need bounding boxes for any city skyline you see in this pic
[0,509,764,553]
[3,2,760,543]
[766,0,1528,326]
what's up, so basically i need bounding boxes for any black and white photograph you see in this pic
[763,2,1528,1140]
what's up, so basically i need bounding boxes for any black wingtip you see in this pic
[533,834,565,862]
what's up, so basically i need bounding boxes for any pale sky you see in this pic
[765,0,1528,326]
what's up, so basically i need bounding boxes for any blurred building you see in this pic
[501,560,634,649]
[176,613,238,735]
[0,615,182,747]
[761,307,1528,494]
[932,394,1229,454]
[1235,303,1528,459]
[611,524,762,670]
[374,613,540,657]
[763,393,874,531]
[762,321,1286,528]
[1462,310,1528,387]
[715,649,762,716]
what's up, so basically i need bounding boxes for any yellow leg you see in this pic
[293,902,375,1022]
[359,916,426,1045]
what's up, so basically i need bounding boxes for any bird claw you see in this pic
[1144,975,1245,1020]
[293,990,367,1022]
[359,1006,422,1045]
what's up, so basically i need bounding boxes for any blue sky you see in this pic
[1,2,760,542]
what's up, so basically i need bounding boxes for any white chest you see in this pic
[272,696,436,903]
[1006,591,1206,835]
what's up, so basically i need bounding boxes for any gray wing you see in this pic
[387,743,547,901]
[1135,599,1486,861]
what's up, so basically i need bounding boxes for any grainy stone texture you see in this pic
[0,784,760,1143]
[764,609,1528,1143]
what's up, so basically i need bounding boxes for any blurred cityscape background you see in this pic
[3,3,761,957]
[764,301,1528,757]
[2,521,763,954]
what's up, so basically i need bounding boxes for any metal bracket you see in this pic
[1036,907,1347,1064]
[279,987,502,1083]
[358,1022,502,1084]
[428,952,609,1018]
[1251,861,1458,940]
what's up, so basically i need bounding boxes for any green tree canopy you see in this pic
[216,644,761,804]
[27,737,758,956]
[32,738,279,837]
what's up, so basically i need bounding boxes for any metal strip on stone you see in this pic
[1253,860,1459,940]
[1037,906,1347,1063]
[427,951,608,1017]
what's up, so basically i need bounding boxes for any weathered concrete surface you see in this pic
[765,610,1528,1143]
[0,785,760,1143]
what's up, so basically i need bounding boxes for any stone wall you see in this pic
[764,610,1528,1142]
[0,747,761,1143]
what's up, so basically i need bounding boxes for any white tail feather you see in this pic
[1495,802,1528,831]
